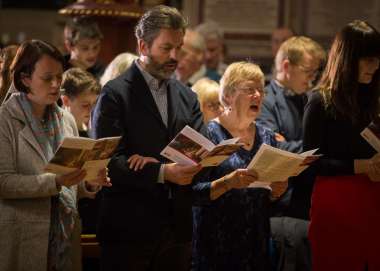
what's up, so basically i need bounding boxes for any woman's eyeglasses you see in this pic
[238,87,264,96]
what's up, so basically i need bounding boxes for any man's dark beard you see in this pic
[145,54,178,80]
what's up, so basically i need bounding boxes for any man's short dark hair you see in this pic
[135,5,187,46]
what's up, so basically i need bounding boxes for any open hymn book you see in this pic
[45,136,121,183]
[161,125,242,167]
[247,144,321,187]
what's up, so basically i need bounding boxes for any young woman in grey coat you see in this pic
[0,40,110,271]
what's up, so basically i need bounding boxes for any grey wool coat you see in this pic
[0,95,91,271]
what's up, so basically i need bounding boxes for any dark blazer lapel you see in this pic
[125,63,167,130]
[167,80,179,136]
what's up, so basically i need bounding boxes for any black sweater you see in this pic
[286,88,376,219]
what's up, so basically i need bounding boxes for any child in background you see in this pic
[61,67,100,137]
[61,67,102,271]
[64,17,104,79]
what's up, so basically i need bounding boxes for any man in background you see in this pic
[257,36,326,271]
[195,21,227,77]
[257,36,325,153]
[175,29,220,86]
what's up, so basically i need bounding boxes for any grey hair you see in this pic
[195,21,224,41]
[185,29,206,52]
[135,5,188,46]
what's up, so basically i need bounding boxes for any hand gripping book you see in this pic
[361,115,380,152]
[247,144,321,187]
[160,125,242,167]
[45,136,121,183]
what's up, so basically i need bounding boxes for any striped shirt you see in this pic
[135,59,171,185]
[135,60,168,127]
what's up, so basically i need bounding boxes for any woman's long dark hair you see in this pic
[317,20,380,123]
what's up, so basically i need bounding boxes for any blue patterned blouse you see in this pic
[192,120,277,271]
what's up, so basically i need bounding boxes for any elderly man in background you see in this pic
[175,29,220,86]
[195,21,227,77]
